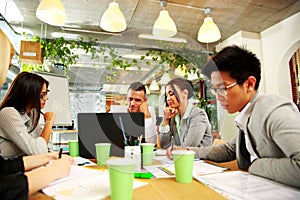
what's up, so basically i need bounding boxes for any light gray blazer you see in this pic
[160,105,212,149]
[191,94,300,188]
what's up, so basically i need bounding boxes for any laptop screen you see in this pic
[78,112,144,158]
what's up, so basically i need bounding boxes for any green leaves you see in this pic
[26,35,209,81]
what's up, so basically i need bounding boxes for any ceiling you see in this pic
[1,0,300,92]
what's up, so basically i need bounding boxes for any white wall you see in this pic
[261,12,300,98]
[214,12,300,139]
[216,31,265,92]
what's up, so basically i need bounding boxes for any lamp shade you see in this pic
[36,0,66,26]
[153,10,177,38]
[100,2,127,32]
[197,16,221,43]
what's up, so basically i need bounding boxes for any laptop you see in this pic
[78,112,145,158]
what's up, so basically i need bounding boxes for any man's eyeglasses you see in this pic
[210,80,245,97]
[40,90,50,99]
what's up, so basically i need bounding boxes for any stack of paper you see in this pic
[195,171,300,200]
[144,158,227,179]
[42,166,148,200]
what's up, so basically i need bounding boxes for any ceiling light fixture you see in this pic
[36,0,66,26]
[145,85,151,94]
[100,1,127,32]
[197,7,221,43]
[149,80,160,91]
[0,0,24,22]
[152,0,177,38]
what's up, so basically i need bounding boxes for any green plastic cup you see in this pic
[68,140,79,157]
[140,143,155,165]
[172,150,195,183]
[106,158,135,200]
[95,143,111,166]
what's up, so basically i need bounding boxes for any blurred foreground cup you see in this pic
[106,158,135,200]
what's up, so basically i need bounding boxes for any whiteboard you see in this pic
[35,72,72,126]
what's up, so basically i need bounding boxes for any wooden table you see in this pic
[29,159,238,200]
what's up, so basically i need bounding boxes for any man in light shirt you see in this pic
[127,82,157,144]
[188,45,300,189]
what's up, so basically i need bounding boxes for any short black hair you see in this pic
[128,82,146,94]
[202,45,261,90]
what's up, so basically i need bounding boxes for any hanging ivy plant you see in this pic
[20,63,46,72]
[141,46,208,79]
[22,34,208,81]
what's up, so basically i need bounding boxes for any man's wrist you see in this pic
[144,113,151,118]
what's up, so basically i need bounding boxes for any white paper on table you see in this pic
[143,160,227,179]
[153,155,174,164]
[143,165,175,178]
[194,171,300,200]
[73,157,97,166]
[42,166,148,200]
[154,149,167,156]
[161,160,227,176]
[192,160,227,176]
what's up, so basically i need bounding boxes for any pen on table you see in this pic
[78,161,91,166]
[140,145,144,169]
[171,135,174,151]
[58,148,63,159]
[136,134,142,146]
[119,116,128,146]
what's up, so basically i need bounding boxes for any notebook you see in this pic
[78,112,144,158]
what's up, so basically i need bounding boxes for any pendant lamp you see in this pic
[149,80,160,91]
[100,1,127,32]
[197,7,221,43]
[36,0,66,26]
[152,0,177,38]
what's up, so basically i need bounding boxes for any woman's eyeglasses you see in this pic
[40,89,50,99]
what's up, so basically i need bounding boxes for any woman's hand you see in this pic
[163,107,178,120]
[46,155,73,179]
[43,112,56,124]
[46,152,76,164]
[166,145,181,160]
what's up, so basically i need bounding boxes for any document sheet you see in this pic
[146,157,227,179]
[42,166,148,200]
[195,171,300,200]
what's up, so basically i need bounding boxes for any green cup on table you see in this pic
[95,143,111,166]
[172,150,195,183]
[106,158,135,200]
[68,140,79,157]
[140,143,155,165]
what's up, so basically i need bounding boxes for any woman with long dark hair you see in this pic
[0,71,55,157]
[160,77,212,159]
[0,29,73,200]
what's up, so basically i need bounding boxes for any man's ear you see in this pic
[183,89,189,99]
[246,76,256,91]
